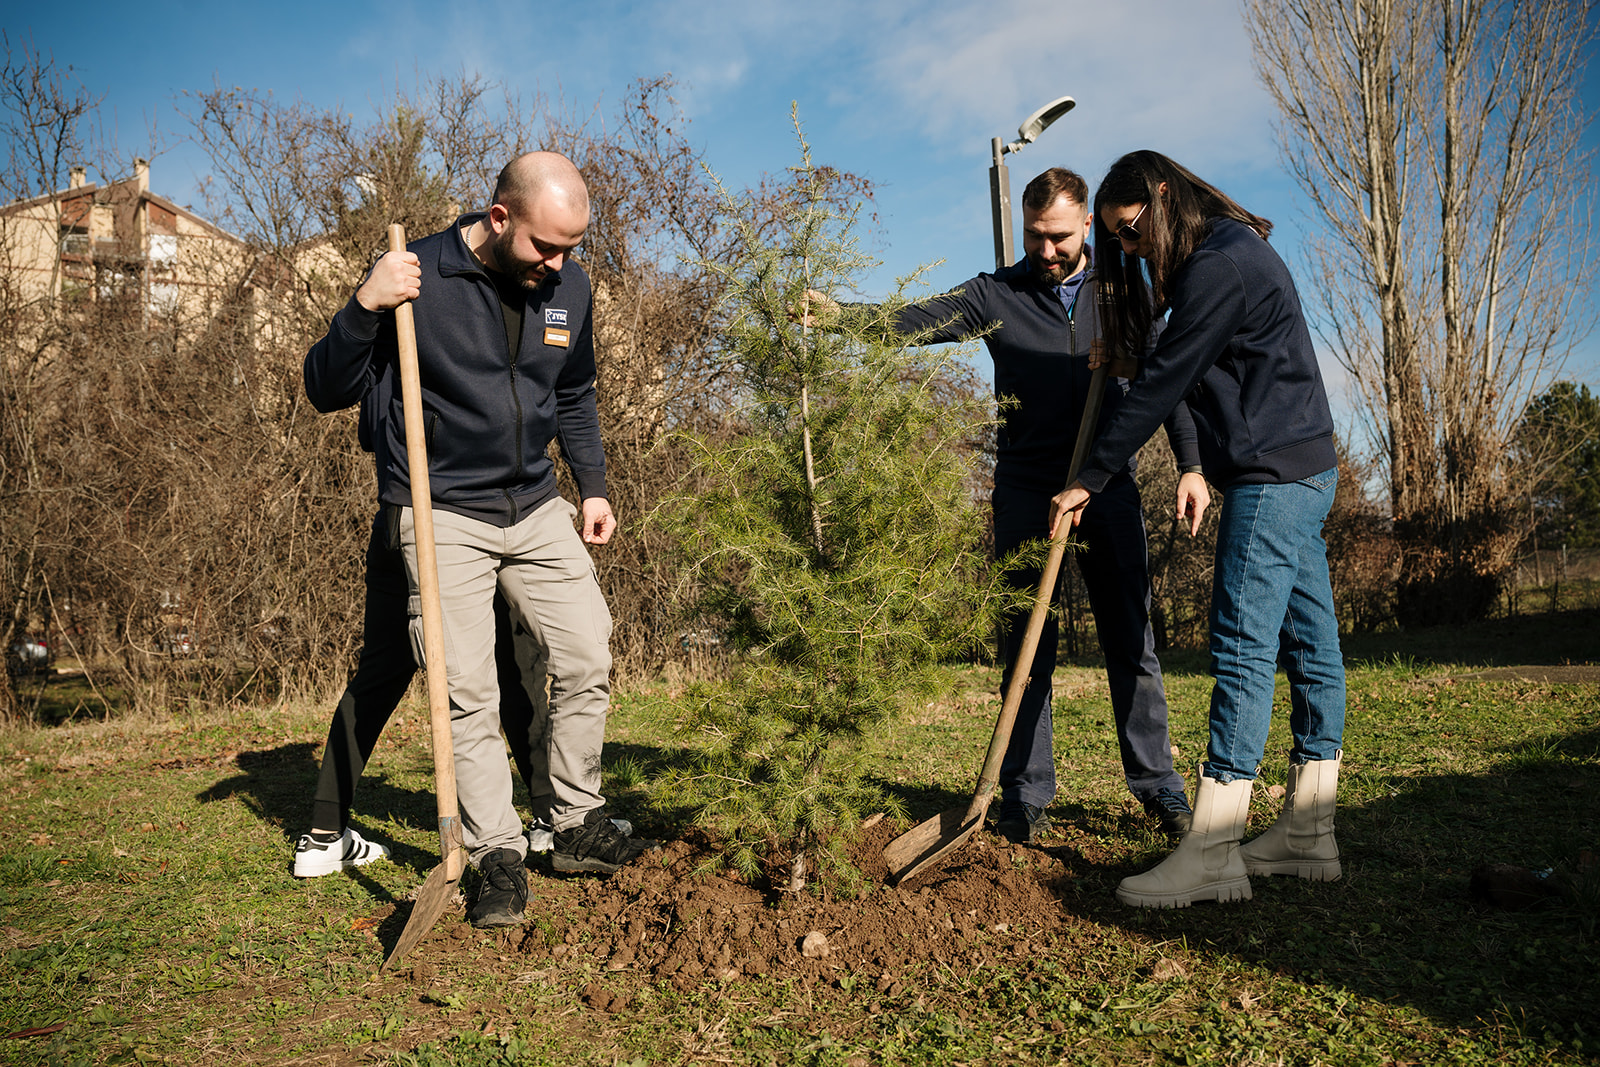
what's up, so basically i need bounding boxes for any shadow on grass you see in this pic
[1061,721,1600,1053]
[192,743,435,874]
[1059,606,1600,680]
[1340,606,1599,671]
[6,670,124,726]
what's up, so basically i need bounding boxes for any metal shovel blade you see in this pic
[385,843,465,968]
[882,799,991,886]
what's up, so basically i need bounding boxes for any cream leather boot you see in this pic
[1116,767,1252,908]
[1239,751,1342,882]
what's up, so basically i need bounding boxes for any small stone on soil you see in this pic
[801,931,831,958]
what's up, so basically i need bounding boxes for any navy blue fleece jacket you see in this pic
[882,260,1201,495]
[1076,219,1336,493]
[304,213,607,526]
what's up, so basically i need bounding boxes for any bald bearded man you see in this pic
[305,152,653,928]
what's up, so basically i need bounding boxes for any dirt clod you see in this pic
[581,983,625,1012]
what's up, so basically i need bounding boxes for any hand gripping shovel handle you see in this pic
[963,359,1112,822]
[384,223,463,968]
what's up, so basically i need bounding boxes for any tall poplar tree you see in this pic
[1245,0,1595,623]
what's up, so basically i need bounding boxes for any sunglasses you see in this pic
[1114,202,1149,243]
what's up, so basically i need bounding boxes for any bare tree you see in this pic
[1245,0,1596,623]
[0,31,103,201]
[0,35,106,719]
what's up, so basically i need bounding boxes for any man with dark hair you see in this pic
[304,151,652,929]
[807,167,1208,842]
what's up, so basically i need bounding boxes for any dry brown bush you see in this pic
[0,65,880,719]
[1128,436,1399,653]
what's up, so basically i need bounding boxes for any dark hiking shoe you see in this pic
[528,815,632,853]
[1143,787,1194,837]
[552,809,658,875]
[467,848,528,928]
[993,802,1052,844]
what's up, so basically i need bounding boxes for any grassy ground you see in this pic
[0,607,1596,1066]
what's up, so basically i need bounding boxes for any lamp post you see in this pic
[989,95,1076,270]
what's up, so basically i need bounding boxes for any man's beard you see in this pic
[489,227,550,290]
[1031,251,1081,286]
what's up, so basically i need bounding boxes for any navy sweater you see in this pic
[1077,219,1337,493]
[883,261,1201,494]
[304,213,607,526]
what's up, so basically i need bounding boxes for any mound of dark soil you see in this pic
[504,820,1086,999]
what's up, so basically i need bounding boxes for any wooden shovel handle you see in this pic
[965,359,1112,820]
[389,224,463,880]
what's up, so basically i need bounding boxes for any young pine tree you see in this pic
[656,120,1027,893]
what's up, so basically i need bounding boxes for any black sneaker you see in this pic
[467,848,528,928]
[552,809,656,875]
[993,801,1051,844]
[1143,787,1194,837]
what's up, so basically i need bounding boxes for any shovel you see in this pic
[382,223,466,968]
[883,354,1123,885]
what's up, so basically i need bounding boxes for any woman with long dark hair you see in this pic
[1050,150,1346,908]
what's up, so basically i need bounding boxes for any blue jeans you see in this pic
[993,477,1183,808]
[1204,469,1346,783]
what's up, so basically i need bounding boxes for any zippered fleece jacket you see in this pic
[880,261,1201,495]
[304,213,606,527]
[1077,218,1337,494]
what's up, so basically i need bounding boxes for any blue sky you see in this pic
[9,0,1599,427]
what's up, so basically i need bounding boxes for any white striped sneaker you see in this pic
[292,827,390,877]
[527,817,632,853]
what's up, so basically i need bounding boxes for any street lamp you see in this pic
[989,95,1076,270]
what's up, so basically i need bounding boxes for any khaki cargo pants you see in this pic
[399,497,613,866]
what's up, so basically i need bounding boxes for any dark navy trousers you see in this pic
[992,475,1185,809]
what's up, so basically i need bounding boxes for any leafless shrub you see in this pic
[0,63,880,719]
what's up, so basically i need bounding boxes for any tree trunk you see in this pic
[1247,0,1593,628]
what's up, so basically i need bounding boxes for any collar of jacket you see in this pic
[438,211,567,292]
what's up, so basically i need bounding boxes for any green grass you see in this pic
[0,608,1596,1065]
